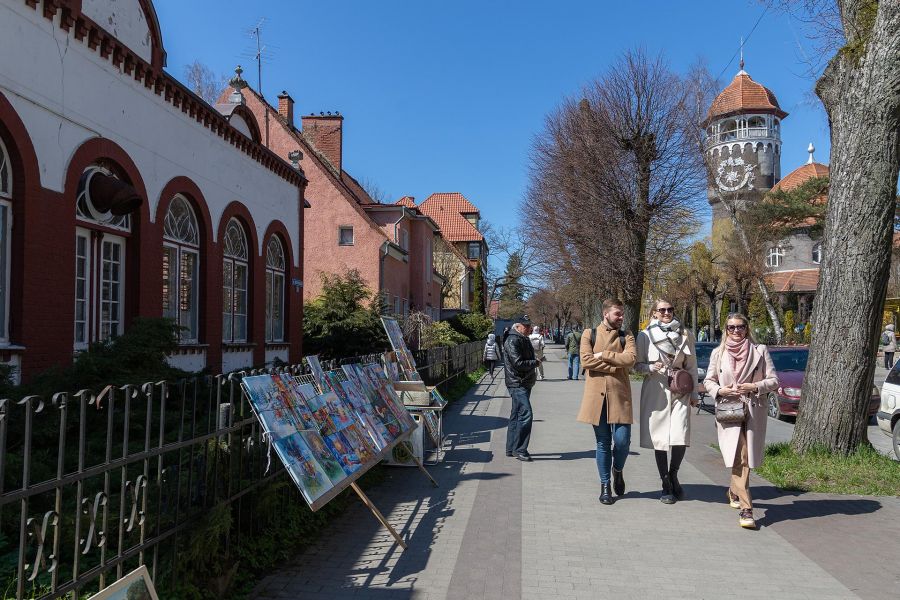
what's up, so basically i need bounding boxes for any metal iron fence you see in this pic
[0,342,485,599]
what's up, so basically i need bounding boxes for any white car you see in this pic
[877,363,900,459]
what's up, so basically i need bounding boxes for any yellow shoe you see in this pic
[726,489,740,509]
[739,509,757,529]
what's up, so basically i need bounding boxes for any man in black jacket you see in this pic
[503,321,542,461]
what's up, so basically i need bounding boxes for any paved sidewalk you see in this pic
[253,345,900,600]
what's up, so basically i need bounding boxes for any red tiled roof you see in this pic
[418,193,483,242]
[706,71,788,123]
[766,269,820,293]
[394,196,416,208]
[772,162,830,193]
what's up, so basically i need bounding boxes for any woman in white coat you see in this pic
[636,299,699,504]
[703,313,778,529]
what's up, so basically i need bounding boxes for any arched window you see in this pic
[812,242,823,265]
[163,195,200,342]
[74,165,133,348]
[766,245,784,268]
[222,218,249,343]
[0,137,12,343]
[265,236,286,342]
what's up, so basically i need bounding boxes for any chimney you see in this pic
[277,91,294,127]
[302,112,343,174]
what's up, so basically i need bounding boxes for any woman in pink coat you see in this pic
[702,313,778,529]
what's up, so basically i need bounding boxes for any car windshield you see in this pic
[770,349,809,372]
[695,345,715,368]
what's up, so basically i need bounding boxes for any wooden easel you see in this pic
[350,482,407,549]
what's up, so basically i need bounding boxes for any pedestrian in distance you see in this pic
[880,323,896,370]
[503,320,542,461]
[636,299,699,504]
[529,325,546,380]
[564,326,582,380]
[697,326,708,342]
[703,313,778,529]
[483,333,502,380]
[577,298,637,505]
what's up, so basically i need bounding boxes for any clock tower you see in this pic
[704,65,788,246]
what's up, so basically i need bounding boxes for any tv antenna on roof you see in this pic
[241,18,277,96]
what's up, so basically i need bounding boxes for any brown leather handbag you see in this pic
[668,368,695,395]
[715,397,748,424]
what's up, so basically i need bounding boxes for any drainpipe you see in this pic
[379,241,388,311]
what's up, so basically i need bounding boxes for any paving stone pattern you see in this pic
[252,347,900,599]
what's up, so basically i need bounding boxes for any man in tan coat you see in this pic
[577,298,637,505]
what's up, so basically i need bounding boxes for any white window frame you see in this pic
[223,218,249,343]
[0,200,11,344]
[0,137,11,344]
[163,195,200,344]
[338,225,354,246]
[74,227,126,349]
[766,245,784,268]
[812,242,822,265]
[265,236,286,343]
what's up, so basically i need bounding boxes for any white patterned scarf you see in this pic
[647,319,683,357]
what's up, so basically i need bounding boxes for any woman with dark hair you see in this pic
[703,313,778,529]
[636,298,698,504]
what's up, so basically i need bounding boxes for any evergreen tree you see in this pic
[497,252,526,319]
[472,266,486,314]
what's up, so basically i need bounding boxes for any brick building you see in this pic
[222,79,444,320]
[0,0,306,381]
[417,193,489,315]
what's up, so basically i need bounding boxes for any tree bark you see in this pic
[793,2,900,454]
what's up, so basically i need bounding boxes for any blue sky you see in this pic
[155,0,831,231]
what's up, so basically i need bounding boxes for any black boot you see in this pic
[660,475,676,504]
[599,482,614,505]
[669,468,684,499]
[612,467,625,496]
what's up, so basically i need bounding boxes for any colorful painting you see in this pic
[383,351,402,382]
[278,374,319,429]
[340,422,377,463]
[322,389,354,432]
[242,375,300,438]
[86,565,159,600]
[365,364,418,432]
[294,384,333,434]
[298,430,346,485]
[324,430,362,474]
[421,409,441,446]
[273,432,332,503]
[430,387,448,408]
[381,317,408,353]
[306,355,330,391]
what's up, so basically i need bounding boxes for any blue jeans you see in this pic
[506,386,533,455]
[567,353,580,379]
[592,403,631,484]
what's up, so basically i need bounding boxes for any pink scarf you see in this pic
[726,337,751,378]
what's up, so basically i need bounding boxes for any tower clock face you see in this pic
[716,156,755,192]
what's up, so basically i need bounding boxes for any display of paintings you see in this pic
[381,318,422,381]
[323,389,354,432]
[276,374,319,429]
[298,430,347,485]
[274,432,333,503]
[364,364,418,432]
[329,372,391,451]
[293,383,333,434]
[86,565,159,600]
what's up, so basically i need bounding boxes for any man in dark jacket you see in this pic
[503,321,542,461]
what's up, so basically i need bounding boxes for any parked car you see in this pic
[877,362,900,459]
[766,347,880,421]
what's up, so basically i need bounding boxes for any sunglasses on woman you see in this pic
[657,307,674,314]
[726,324,747,332]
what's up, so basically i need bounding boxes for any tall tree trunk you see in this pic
[793,2,900,455]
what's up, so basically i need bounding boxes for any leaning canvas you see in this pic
[86,565,159,600]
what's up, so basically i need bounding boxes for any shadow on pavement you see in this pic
[529,450,595,461]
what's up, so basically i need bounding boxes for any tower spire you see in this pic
[739,37,745,73]
[807,142,816,164]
